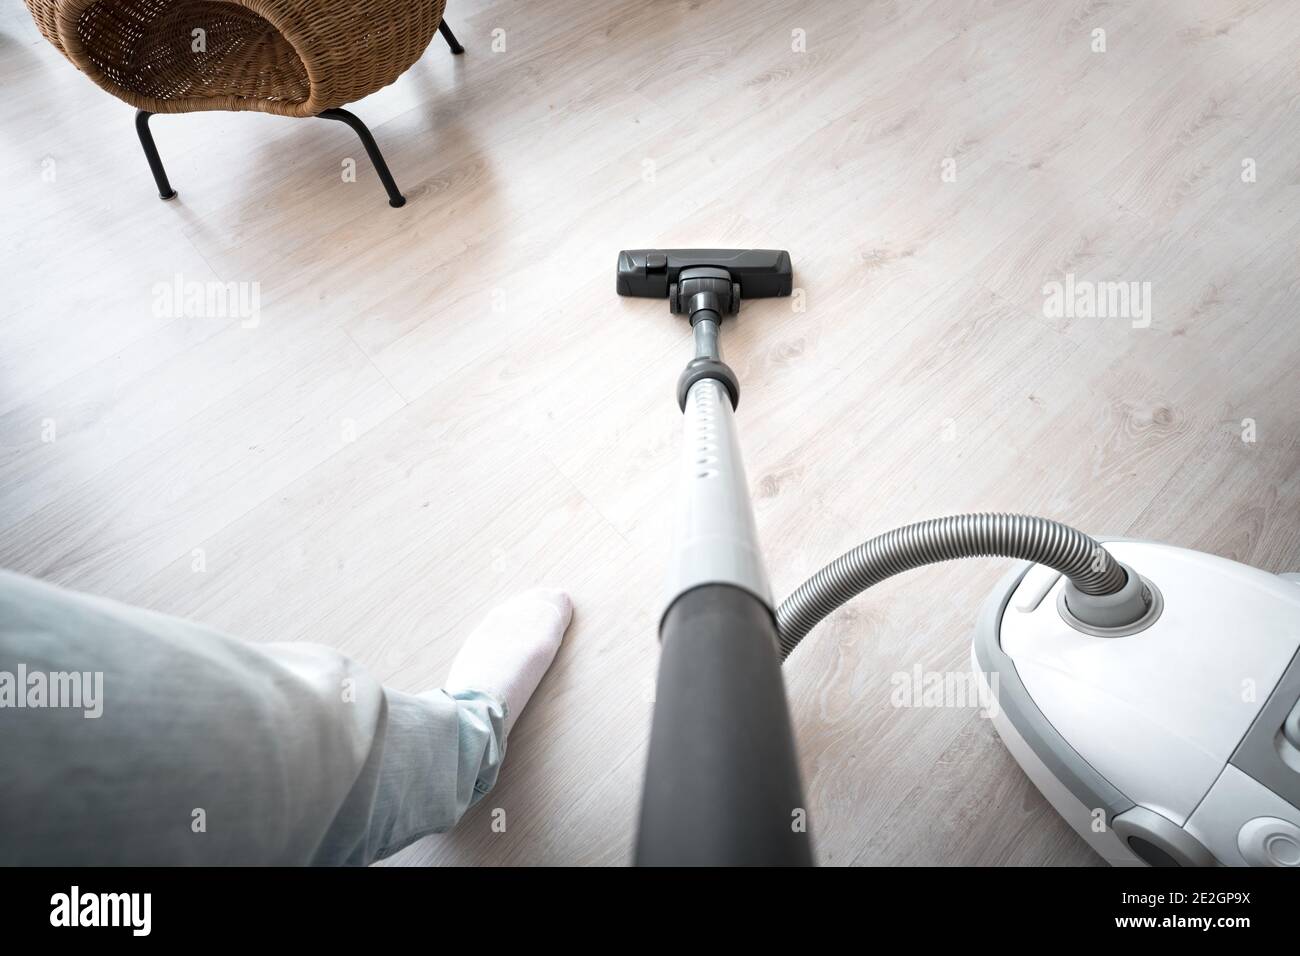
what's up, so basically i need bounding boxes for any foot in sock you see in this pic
[444,588,572,734]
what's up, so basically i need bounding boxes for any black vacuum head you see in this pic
[617,249,792,300]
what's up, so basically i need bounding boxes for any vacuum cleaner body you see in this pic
[974,540,1300,866]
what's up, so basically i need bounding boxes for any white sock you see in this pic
[444,588,572,735]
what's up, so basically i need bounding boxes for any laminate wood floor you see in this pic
[3,0,1298,864]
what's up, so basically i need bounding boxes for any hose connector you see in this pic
[1059,562,1162,636]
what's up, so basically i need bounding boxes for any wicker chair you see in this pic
[24,0,464,206]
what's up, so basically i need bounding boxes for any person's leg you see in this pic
[325,590,572,863]
[0,571,569,865]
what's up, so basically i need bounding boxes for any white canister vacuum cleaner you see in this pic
[620,249,1300,867]
[974,542,1300,866]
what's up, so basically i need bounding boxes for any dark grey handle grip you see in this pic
[635,584,813,866]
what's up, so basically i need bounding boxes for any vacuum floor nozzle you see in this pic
[617,249,792,300]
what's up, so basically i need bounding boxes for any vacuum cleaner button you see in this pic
[1012,565,1060,613]
[1237,816,1300,867]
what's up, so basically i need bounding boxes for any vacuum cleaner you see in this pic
[620,248,1300,867]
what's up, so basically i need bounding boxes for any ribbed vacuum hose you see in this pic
[776,513,1127,660]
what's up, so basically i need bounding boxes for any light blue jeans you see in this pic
[0,570,507,865]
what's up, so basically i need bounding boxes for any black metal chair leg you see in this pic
[439,19,465,54]
[317,107,407,208]
[135,110,178,201]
